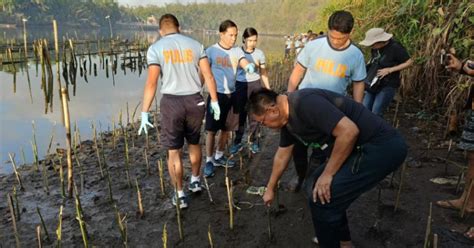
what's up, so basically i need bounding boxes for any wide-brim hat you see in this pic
[359,28,393,46]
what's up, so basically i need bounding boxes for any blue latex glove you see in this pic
[138,112,154,135]
[210,101,220,121]
[245,63,256,74]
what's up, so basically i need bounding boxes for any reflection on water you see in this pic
[0,29,284,174]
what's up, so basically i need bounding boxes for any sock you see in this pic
[177,190,185,198]
[206,156,214,163]
[191,175,200,183]
[215,150,224,160]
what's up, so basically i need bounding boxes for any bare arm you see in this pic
[377,58,413,80]
[352,81,365,103]
[260,66,271,89]
[389,58,413,73]
[141,65,161,112]
[288,63,306,92]
[313,117,359,204]
[263,145,294,206]
[199,58,218,101]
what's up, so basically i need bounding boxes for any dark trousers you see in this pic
[292,141,328,180]
[233,80,262,144]
[304,131,407,248]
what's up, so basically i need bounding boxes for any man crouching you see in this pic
[248,88,407,248]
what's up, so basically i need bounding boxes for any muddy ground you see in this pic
[2,103,474,248]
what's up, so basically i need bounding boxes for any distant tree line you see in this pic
[1,0,122,27]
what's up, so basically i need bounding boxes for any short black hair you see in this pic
[242,27,258,42]
[159,13,179,29]
[219,19,237,33]
[307,30,313,34]
[248,88,278,116]
[328,10,354,33]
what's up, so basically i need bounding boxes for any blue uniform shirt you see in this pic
[236,47,266,82]
[297,36,367,95]
[206,43,245,94]
[146,33,206,95]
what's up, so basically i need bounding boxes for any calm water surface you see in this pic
[0,28,284,173]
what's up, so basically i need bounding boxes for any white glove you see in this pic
[245,63,256,74]
[210,101,220,121]
[138,112,154,135]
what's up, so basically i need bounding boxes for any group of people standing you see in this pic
[138,14,269,208]
[137,9,418,248]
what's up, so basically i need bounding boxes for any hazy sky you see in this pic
[117,0,244,7]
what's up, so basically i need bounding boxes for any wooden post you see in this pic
[61,88,74,197]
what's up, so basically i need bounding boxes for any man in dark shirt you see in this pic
[248,88,407,248]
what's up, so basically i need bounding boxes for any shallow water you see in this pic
[0,28,284,174]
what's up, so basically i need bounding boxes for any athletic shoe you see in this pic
[214,156,235,168]
[250,143,261,154]
[229,143,244,154]
[203,161,215,177]
[188,180,202,193]
[172,193,188,209]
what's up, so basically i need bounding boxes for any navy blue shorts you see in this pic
[160,93,205,150]
[205,92,239,132]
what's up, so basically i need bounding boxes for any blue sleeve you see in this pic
[146,44,160,66]
[296,46,309,68]
[351,50,367,81]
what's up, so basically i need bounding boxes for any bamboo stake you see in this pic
[174,183,184,240]
[74,184,88,247]
[104,161,115,203]
[144,149,150,176]
[433,233,438,248]
[461,179,474,218]
[225,177,234,230]
[36,225,42,248]
[203,176,214,203]
[61,88,74,197]
[208,224,214,248]
[423,202,433,248]
[72,143,84,194]
[135,178,145,218]
[56,205,63,248]
[57,153,65,198]
[41,152,50,194]
[36,207,51,242]
[92,121,104,177]
[8,153,24,190]
[32,121,39,171]
[13,186,20,221]
[162,223,167,248]
[394,162,406,212]
[20,146,26,165]
[115,207,128,247]
[8,194,20,248]
[123,128,132,188]
[157,158,165,197]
